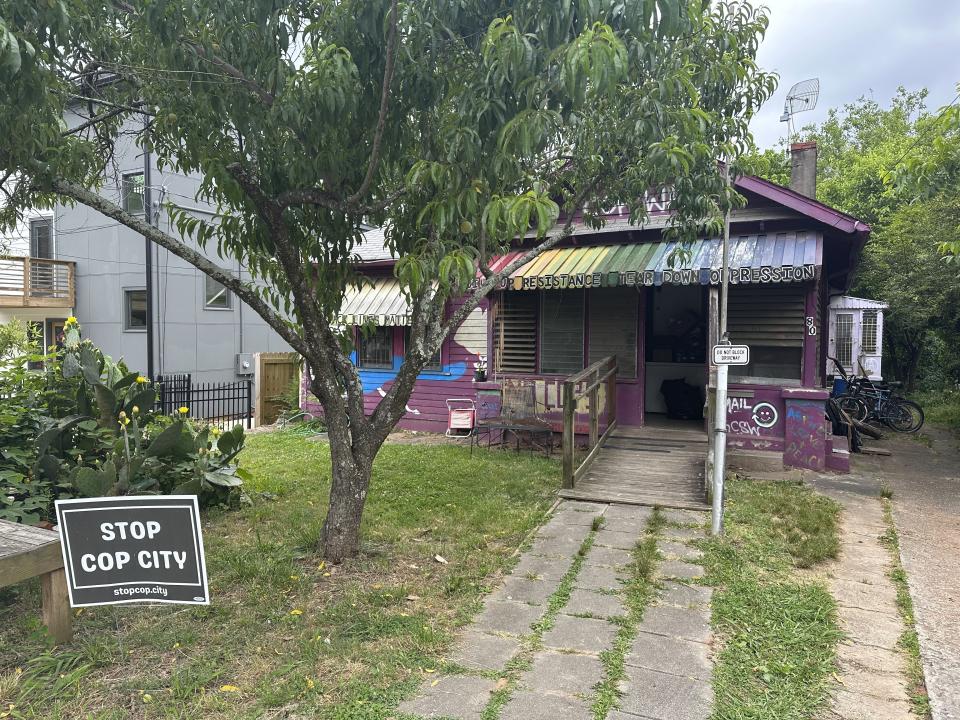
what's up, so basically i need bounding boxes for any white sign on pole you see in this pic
[712,345,750,366]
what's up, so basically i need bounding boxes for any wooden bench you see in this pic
[0,519,72,643]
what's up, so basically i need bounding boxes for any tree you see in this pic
[0,0,775,560]
[742,88,960,389]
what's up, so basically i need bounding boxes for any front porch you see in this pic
[560,418,709,509]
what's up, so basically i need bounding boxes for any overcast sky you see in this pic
[748,0,960,149]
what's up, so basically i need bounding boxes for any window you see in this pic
[835,312,854,371]
[122,172,145,214]
[590,287,638,378]
[493,292,538,373]
[357,326,393,368]
[728,284,805,381]
[124,289,147,331]
[403,328,442,371]
[861,310,878,354]
[205,274,232,309]
[540,291,584,374]
[29,218,53,258]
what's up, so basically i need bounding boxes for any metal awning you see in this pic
[487,231,822,290]
[339,277,411,326]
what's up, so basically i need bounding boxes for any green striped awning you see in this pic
[487,232,822,290]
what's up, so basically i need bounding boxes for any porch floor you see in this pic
[559,418,709,510]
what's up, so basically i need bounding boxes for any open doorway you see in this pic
[643,285,707,425]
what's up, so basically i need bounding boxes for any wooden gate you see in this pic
[255,352,301,426]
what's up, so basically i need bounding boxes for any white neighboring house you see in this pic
[828,295,888,380]
[0,202,75,353]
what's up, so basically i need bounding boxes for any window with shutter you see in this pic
[493,293,537,373]
[728,284,806,381]
[589,287,638,378]
[540,291,584,374]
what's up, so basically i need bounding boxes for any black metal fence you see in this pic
[154,373,253,430]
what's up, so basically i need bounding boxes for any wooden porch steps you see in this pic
[559,424,709,510]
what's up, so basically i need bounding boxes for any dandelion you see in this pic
[290,609,303,616]
[178,406,189,415]
[219,685,240,693]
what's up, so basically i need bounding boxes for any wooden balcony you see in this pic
[0,256,76,309]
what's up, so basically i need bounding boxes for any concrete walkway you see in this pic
[857,427,960,720]
[397,502,713,720]
[809,485,914,720]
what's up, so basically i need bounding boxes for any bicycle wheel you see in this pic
[836,394,868,423]
[883,398,924,433]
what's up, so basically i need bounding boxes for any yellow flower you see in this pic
[289,609,303,616]
[178,407,189,415]
[65,316,77,325]
[118,411,127,419]
[219,685,240,693]
[132,406,139,415]
[136,376,148,384]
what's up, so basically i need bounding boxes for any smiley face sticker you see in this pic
[751,402,779,429]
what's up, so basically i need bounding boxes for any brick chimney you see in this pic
[789,141,817,198]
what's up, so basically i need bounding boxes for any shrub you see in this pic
[0,320,247,523]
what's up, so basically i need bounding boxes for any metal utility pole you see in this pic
[711,162,732,537]
[143,124,155,380]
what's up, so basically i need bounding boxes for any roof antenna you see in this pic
[779,78,820,144]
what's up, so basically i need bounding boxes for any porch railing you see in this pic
[0,256,76,308]
[561,355,618,489]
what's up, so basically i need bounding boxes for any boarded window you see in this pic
[728,284,806,380]
[861,310,878,354]
[835,312,854,371]
[357,326,393,368]
[493,293,537,373]
[540,291,584,375]
[589,287,638,378]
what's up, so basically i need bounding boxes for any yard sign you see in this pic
[54,496,209,607]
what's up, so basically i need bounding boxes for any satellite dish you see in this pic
[779,78,820,142]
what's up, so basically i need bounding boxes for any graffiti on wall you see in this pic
[725,397,780,436]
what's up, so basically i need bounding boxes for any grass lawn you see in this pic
[702,476,844,720]
[0,432,559,719]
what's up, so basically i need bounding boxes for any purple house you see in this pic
[302,142,870,474]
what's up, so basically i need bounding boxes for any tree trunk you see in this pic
[320,450,373,562]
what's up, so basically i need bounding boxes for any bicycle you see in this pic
[828,357,924,433]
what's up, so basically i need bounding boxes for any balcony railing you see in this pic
[0,256,76,308]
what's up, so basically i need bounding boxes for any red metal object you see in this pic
[446,398,476,437]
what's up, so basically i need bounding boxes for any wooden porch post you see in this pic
[561,380,574,489]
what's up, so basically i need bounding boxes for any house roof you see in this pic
[350,173,871,265]
[733,174,871,236]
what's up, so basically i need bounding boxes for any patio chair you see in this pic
[471,378,554,455]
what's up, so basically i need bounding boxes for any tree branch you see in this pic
[185,42,277,107]
[47,176,309,357]
[346,0,400,206]
[62,106,128,137]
